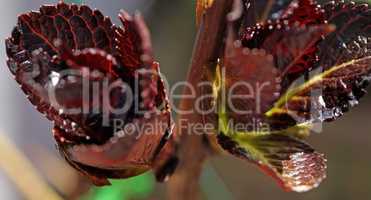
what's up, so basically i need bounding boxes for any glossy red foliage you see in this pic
[6,2,174,185]
[215,0,371,193]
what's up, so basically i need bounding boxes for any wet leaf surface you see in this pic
[6,2,174,185]
[267,1,371,124]
[214,0,371,192]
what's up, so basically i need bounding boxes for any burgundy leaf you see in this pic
[267,1,371,124]
[222,29,280,125]
[114,10,154,69]
[217,131,327,192]
[241,0,329,88]
[16,3,115,55]
[214,0,371,193]
[239,1,371,125]
[5,2,174,185]
[281,0,325,26]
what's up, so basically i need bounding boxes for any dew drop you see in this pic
[50,71,61,86]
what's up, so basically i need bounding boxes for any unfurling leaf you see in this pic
[215,31,327,192]
[266,1,371,124]
[217,129,326,192]
[6,2,175,185]
[267,56,371,123]
[238,0,371,126]
[213,0,371,192]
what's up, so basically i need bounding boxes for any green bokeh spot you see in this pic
[80,172,155,200]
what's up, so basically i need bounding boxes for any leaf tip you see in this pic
[282,152,327,192]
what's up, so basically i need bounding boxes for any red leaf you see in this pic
[16,3,115,55]
[217,133,327,192]
[5,2,174,185]
[114,11,154,69]
[281,0,325,26]
[223,29,280,120]
[267,1,371,124]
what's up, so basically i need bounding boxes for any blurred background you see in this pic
[0,0,371,199]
